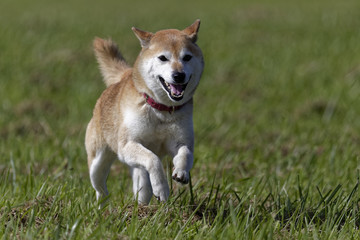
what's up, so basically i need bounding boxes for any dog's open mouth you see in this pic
[159,76,188,101]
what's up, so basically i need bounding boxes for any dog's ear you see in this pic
[183,19,201,43]
[132,27,154,48]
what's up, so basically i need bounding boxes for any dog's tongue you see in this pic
[170,84,184,96]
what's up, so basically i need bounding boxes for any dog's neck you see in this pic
[143,93,189,114]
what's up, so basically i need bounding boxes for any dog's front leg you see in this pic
[119,141,169,202]
[172,145,193,184]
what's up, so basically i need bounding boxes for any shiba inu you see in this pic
[85,20,204,205]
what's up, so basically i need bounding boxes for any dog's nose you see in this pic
[172,72,186,83]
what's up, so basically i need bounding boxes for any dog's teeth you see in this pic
[171,91,184,97]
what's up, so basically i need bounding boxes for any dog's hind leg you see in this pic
[89,148,115,204]
[130,167,153,204]
[86,119,115,206]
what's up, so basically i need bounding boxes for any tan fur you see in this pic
[86,20,203,205]
[93,38,130,86]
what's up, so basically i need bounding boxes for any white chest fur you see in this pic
[123,107,185,156]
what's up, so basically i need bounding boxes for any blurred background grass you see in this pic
[1,0,360,237]
[1,0,360,190]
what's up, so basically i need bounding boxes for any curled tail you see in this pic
[93,37,130,87]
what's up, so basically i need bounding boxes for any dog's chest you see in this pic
[123,108,177,154]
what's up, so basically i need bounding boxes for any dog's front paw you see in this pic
[152,183,170,202]
[172,169,189,184]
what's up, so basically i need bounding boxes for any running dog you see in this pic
[85,20,204,205]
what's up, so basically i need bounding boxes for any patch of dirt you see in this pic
[1,196,60,229]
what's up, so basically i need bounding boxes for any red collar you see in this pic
[143,93,186,113]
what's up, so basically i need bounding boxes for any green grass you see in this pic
[1,0,360,238]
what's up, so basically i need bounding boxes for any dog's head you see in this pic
[133,20,204,106]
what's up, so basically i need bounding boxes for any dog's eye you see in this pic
[183,55,192,62]
[158,55,168,62]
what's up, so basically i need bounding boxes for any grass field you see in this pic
[1,0,360,238]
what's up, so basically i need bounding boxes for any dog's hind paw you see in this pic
[172,169,189,184]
